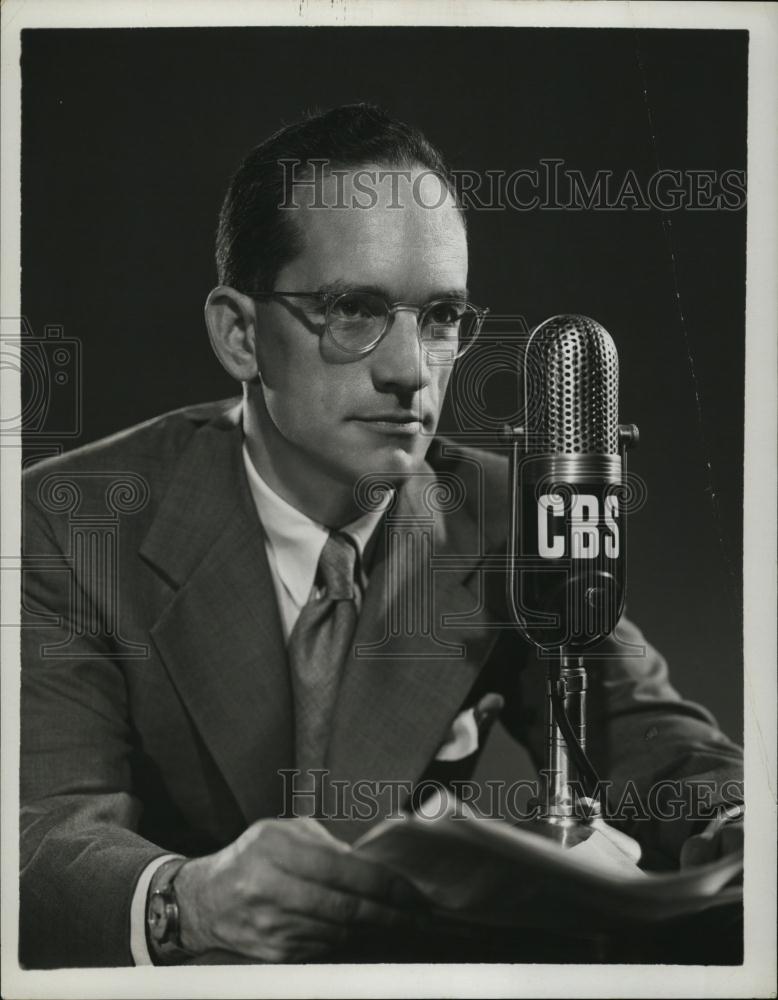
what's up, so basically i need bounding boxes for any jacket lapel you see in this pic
[323,460,501,841]
[139,411,503,838]
[140,407,293,825]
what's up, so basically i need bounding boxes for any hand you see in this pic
[171,817,424,962]
[680,807,744,869]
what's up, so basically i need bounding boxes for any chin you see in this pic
[350,441,429,483]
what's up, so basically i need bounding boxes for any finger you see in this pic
[264,929,349,964]
[290,817,351,852]
[231,905,349,962]
[258,910,350,948]
[270,836,423,907]
[680,835,713,868]
[272,869,415,928]
[245,932,339,965]
[285,920,353,957]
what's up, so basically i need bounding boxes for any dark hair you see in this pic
[215,103,463,295]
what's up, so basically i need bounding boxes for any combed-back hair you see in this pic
[215,103,463,295]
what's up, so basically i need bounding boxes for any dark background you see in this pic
[20,27,746,766]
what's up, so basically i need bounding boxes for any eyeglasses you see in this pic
[252,289,489,359]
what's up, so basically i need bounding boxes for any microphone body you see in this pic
[508,314,633,653]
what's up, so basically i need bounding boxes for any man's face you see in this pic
[250,164,468,492]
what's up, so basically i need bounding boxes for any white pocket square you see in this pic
[434,693,505,762]
[434,707,480,762]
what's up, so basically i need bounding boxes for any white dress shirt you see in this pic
[130,443,390,964]
[241,443,388,637]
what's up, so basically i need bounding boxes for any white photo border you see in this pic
[1,2,775,998]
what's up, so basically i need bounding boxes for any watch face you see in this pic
[147,892,169,942]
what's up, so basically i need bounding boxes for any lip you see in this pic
[352,415,426,435]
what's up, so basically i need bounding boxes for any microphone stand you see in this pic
[539,650,596,847]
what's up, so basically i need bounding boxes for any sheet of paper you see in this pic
[353,789,742,929]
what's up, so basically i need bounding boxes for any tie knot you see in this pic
[316,531,359,600]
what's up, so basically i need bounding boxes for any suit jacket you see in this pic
[20,399,743,968]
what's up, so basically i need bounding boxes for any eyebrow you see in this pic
[314,280,470,300]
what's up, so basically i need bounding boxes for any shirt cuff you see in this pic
[130,854,183,965]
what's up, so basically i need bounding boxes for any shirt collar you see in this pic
[241,443,390,607]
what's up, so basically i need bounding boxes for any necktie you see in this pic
[287,531,360,780]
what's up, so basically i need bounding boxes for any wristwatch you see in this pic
[146,859,189,961]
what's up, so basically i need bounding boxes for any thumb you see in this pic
[295,817,352,852]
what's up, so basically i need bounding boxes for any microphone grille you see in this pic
[526,315,619,454]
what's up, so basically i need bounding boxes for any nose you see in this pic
[369,307,431,397]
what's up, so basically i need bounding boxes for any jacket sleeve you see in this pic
[502,615,744,869]
[20,495,169,969]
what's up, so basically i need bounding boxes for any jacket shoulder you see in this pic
[22,398,240,492]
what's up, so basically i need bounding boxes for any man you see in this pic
[20,104,743,968]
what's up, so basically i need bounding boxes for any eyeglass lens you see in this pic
[327,291,480,358]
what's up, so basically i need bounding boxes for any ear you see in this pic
[204,285,259,382]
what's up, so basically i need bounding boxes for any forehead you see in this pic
[280,163,468,298]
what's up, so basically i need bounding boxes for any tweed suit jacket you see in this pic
[19,398,743,968]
